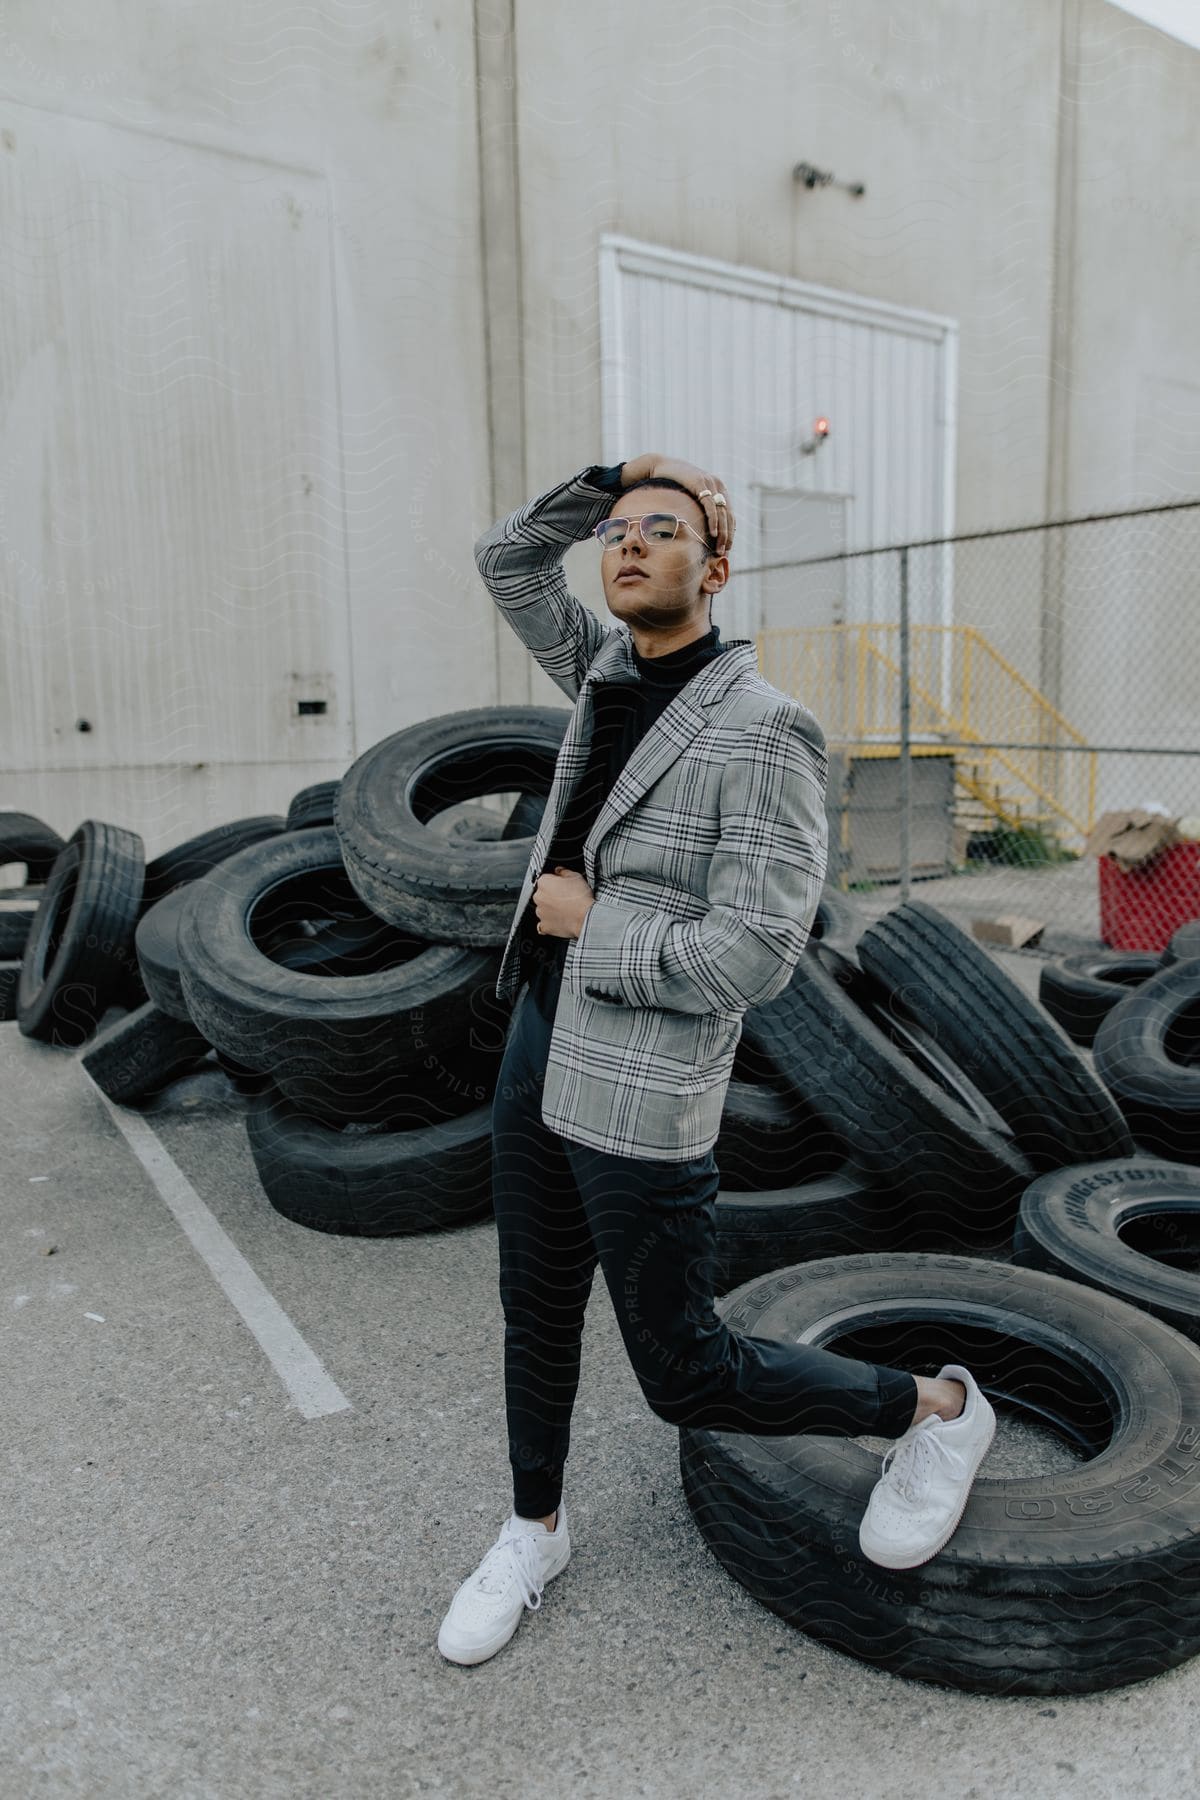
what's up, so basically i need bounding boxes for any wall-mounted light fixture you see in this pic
[799,416,831,457]
[792,162,865,198]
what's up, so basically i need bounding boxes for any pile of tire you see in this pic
[1038,922,1200,1163]
[1,713,965,1262]
[731,898,1133,1263]
[1037,919,1200,1047]
[684,906,1200,1697]
[2,755,1139,1271]
[15,768,1200,1693]
[8,711,565,1234]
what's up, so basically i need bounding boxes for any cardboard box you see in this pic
[972,914,1045,949]
[1083,809,1181,871]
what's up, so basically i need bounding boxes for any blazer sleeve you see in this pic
[474,463,627,703]
[566,703,830,1015]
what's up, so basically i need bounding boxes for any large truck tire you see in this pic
[177,827,506,1126]
[739,953,1032,1249]
[715,1077,851,1191]
[135,885,196,1021]
[858,900,1133,1169]
[1161,921,1200,968]
[0,907,36,959]
[81,1002,212,1103]
[285,781,341,833]
[712,1166,889,1295]
[1093,962,1200,1162]
[334,707,569,944]
[243,1087,494,1234]
[0,962,19,1021]
[1014,1157,1200,1343]
[17,822,145,1047]
[141,815,287,912]
[680,1253,1200,1694]
[1037,951,1162,1047]
[0,811,66,881]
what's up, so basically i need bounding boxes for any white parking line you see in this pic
[84,1075,352,1421]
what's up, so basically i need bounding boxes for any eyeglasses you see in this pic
[593,513,714,551]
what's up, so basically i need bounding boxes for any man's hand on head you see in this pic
[618,454,735,558]
[532,867,596,939]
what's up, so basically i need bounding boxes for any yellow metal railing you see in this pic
[758,623,1097,844]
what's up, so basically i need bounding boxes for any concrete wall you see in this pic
[0,0,1196,852]
[0,1,494,850]
[1059,0,1200,813]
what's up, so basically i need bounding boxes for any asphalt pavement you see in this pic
[4,937,1200,1799]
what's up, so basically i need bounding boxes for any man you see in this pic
[437,453,994,1667]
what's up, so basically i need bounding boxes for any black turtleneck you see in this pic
[518,621,729,1006]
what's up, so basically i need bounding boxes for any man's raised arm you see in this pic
[473,463,628,704]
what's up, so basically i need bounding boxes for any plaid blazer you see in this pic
[475,465,829,1162]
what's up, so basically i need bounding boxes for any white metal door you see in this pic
[756,487,848,631]
[599,235,957,643]
[0,105,352,779]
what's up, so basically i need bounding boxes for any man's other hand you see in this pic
[533,867,596,939]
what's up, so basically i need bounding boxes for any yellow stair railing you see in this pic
[757,623,1097,846]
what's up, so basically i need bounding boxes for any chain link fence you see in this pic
[733,499,1200,953]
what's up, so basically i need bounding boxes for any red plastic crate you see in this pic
[1098,841,1200,952]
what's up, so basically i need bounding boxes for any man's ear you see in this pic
[702,556,729,594]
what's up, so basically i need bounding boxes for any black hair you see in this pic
[619,476,716,546]
[615,476,722,625]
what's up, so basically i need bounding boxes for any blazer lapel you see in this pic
[579,636,759,880]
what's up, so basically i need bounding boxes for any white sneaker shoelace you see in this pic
[878,1418,969,1508]
[474,1525,549,1612]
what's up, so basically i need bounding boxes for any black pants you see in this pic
[491,967,919,1519]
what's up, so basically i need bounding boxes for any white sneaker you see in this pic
[858,1365,996,1570]
[437,1499,571,1666]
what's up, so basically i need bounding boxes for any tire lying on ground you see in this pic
[285,781,341,833]
[712,1164,887,1294]
[18,821,145,1047]
[1093,962,1200,1162]
[739,951,1032,1249]
[0,811,66,882]
[334,707,569,943]
[712,1074,888,1291]
[244,1087,494,1234]
[135,884,197,1021]
[0,908,36,960]
[214,1048,275,1095]
[858,900,1134,1169]
[141,814,287,913]
[137,882,392,1025]
[81,1002,212,1103]
[177,826,508,1126]
[429,790,548,845]
[1038,951,1162,1047]
[715,1073,852,1190]
[1014,1157,1200,1343]
[680,1252,1200,1695]
[1161,920,1200,968]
